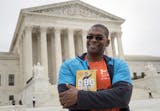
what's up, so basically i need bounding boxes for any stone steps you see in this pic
[130,99,160,111]
[26,99,160,111]
[1,86,160,111]
[1,99,160,111]
[27,106,67,111]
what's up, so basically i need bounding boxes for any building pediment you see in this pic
[22,0,124,21]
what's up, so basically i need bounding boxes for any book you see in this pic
[76,70,97,91]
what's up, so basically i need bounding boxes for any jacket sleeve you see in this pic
[74,81,132,110]
[58,60,76,85]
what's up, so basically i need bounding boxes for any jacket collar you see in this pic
[78,53,111,64]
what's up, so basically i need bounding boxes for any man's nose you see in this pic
[90,36,97,41]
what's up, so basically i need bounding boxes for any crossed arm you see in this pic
[58,81,132,110]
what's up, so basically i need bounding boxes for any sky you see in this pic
[0,0,160,56]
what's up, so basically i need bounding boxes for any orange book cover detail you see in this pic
[76,70,97,91]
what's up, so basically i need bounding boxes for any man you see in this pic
[58,24,132,111]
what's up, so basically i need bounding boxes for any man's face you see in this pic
[86,27,109,55]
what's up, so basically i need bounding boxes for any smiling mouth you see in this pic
[89,44,97,49]
[89,43,97,46]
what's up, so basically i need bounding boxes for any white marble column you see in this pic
[40,27,48,80]
[55,27,62,77]
[50,32,56,84]
[111,35,116,57]
[116,32,124,59]
[23,25,33,83]
[82,30,87,53]
[37,35,41,63]
[105,33,113,56]
[68,28,75,58]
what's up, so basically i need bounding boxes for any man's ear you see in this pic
[105,39,110,47]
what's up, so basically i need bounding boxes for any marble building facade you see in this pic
[0,0,160,107]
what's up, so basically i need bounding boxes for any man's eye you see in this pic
[86,35,93,39]
[95,36,103,40]
[86,35,103,41]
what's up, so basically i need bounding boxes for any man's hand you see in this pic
[59,84,78,108]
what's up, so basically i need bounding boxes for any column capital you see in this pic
[54,27,63,31]
[24,25,33,30]
[40,26,48,32]
[110,32,117,37]
[67,28,75,32]
[24,25,33,35]
[116,32,122,38]
[82,29,88,33]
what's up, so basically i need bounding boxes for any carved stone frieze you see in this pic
[31,4,111,20]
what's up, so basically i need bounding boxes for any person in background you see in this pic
[58,24,133,111]
[147,88,153,98]
[19,99,23,105]
[12,99,15,105]
[32,97,36,108]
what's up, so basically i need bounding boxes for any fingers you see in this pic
[59,91,65,97]
[59,94,71,108]
[59,91,69,106]
[66,84,72,89]
[63,103,69,108]
[59,84,77,108]
[59,97,65,106]
[66,84,75,89]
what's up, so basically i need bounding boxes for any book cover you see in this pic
[76,70,97,91]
